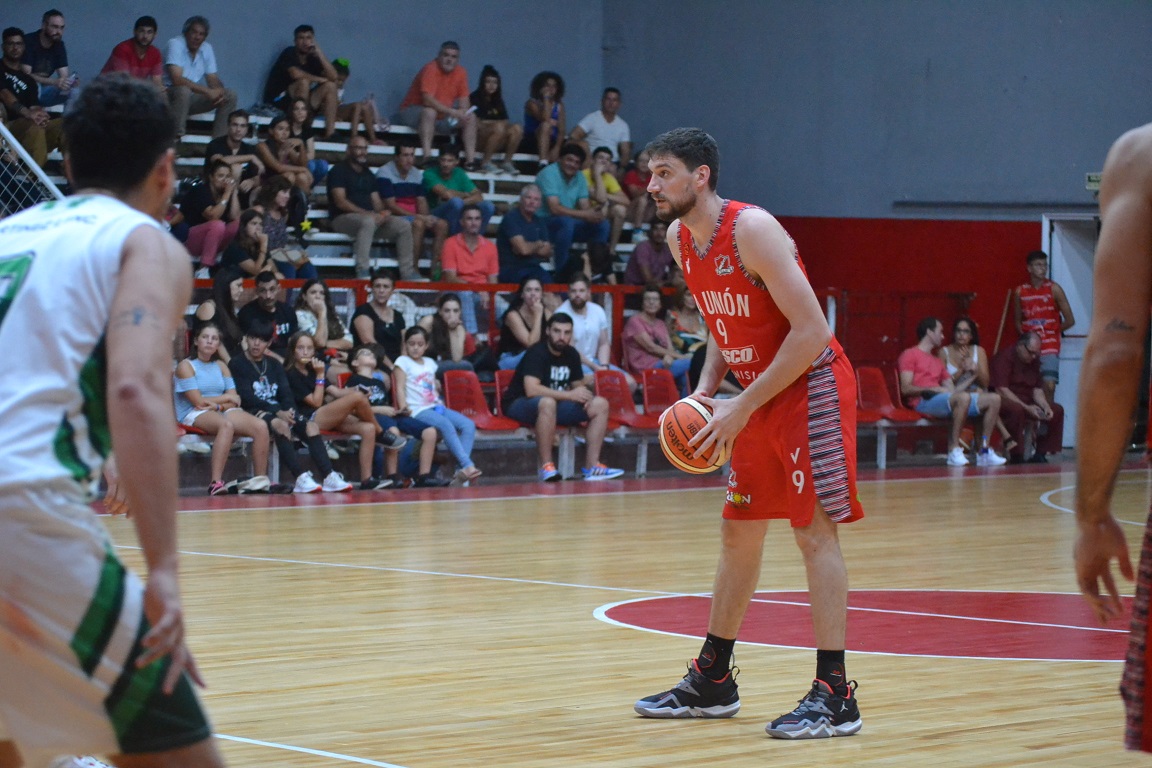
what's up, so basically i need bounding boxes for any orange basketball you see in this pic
[658,398,729,474]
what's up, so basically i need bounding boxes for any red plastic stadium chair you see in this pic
[443,369,521,431]
[595,369,659,430]
[641,368,680,416]
[856,366,923,422]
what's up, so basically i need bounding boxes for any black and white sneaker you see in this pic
[765,679,861,739]
[634,660,740,718]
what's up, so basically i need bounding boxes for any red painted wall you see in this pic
[779,216,1042,369]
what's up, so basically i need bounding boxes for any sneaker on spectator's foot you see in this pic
[481,162,500,174]
[500,161,518,175]
[207,480,227,496]
[325,442,339,460]
[582,463,625,481]
[322,471,353,492]
[359,476,393,490]
[269,483,294,494]
[765,679,862,739]
[389,473,410,489]
[976,448,1007,466]
[634,660,740,718]
[466,159,484,172]
[1027,452,1049,464]
[381,431,408,451]
[539,462,560,482]
[50,758,116,768]
[238,475,271,493]
[293,471,321,494]
[946,446,969,466]
[414,473,450,487]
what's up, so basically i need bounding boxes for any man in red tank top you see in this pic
[1075,122,1152,752]
[1013,250,1075,403]
[632,128,864,739]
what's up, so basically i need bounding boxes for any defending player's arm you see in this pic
[693,210,832,459]
[1074,126,1152,622]
[106,224,201,692]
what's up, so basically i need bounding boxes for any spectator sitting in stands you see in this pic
[346,345,445,488]
[394,326,482,485]
[329,137,419,280]
[569,87,632,174]
[496,183,553,284]
[285,331,391,490]
[667,285,706,355]
[164,15,237,138]
[423,147,495,238]
[20,9,74,107]
[252,176,317,279]
[288,97,329,184]
[990,331,1065,464]
[181,158,241,270]
[441,203,498,334]
[940,315,1016,455]
[100,15,164,92]
[621,285,690,396]
[898,316,1007,467]
[230,318,348,493]
[377,144,447,275]
[330,57,386,145]
[522,71,565,167]
[623,148,655,227]
[417,292,493,379]
[256,114,314,192]
[582,145,628,279]
[174,322,272,496]
[470,65,522,175]
[556,274,635,389]
[352,269,407,367]
[194,267,246,363]
[623,219,680,289]
[204,109,263,206]
[1,28,62,168]
[498,276,550,370]
[502,312,624,482]
[295,278,354,373]
[238,270,298,362]
[219,208,278,279]
[537,143,611,282]
[262,24,338,137]
[395,41,478,170]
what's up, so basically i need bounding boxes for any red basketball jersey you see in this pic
[675,200,844,387]
[1017,280,1062,355]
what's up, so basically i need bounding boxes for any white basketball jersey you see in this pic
[0,195,162,497]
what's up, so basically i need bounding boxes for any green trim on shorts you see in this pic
[53,413,91,481]
[106,614,211,753]
[70,545,126,676]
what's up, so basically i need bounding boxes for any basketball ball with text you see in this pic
[658,398,729,474]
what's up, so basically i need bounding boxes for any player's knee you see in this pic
[538,397,557,413]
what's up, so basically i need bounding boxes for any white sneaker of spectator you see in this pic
[976,448,1007,466]
[946,446,969,466]
[293,471,321,494]
[322,471,353,492]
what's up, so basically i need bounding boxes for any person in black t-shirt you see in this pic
[204,109,263,203]
[469,65,523,175]
[237,271,298,361]
[503,312,623,482]
[262,25,338,138]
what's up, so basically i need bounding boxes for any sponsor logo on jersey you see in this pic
[715,253,734,276]
[726,489,751,506]
[720,345,760,366]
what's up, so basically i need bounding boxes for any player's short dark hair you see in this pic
[204,157,231,179]
[134,15,157,31]
[916,316,940,341]
[294,25,314,36]
[227,109,249,123]
[603,87,621,99]
[245,318,275,341]
[43,9,63,23]
[646,128,720,191]
[1026,249,1048,265]
[2,27,23,42]
[560,143,586,163]
[439,40,460,52]
[592,145,613,159]
[63,75,177,195]
[255,270,279,286]
[548,312,574,329]
[460,203,483,219]
[182,15,209,36]
[370,267,398,283]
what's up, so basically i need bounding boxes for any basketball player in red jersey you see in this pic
[1075,122,1152,752]
[632,128,864,738]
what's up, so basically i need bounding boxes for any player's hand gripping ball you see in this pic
[658,397,729,474]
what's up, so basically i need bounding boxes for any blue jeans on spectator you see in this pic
[547,216,610,279]
[506,396,589,427]
[272,258,319,280]
[658,357,693,397]
[38,84,70,108]
[431,198,495,235]
[413,405,477,470]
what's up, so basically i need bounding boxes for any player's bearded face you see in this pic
[654,186,697,222]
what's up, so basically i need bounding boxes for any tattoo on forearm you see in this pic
[1105,318,1135,332]
[109,306,160,329]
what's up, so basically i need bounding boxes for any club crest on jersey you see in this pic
[728,471,737,488]
[714,253,734,276]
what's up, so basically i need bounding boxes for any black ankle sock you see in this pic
[816,649,847,694]
[697,634,735,680]
[306,435,334,476]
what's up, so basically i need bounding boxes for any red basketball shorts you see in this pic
[722,354,865,527]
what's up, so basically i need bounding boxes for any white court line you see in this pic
[1041,477,1150,527]
[216,733,408,768]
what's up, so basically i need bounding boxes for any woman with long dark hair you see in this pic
[255,114,314,192]
[470,65,523,174]
[194,267,246,362]
[523,71,565,166]
[253,177,318,279]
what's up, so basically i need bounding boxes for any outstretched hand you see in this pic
[1074,516,1134,623]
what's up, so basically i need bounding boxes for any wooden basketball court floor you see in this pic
[102,459,1152,767]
